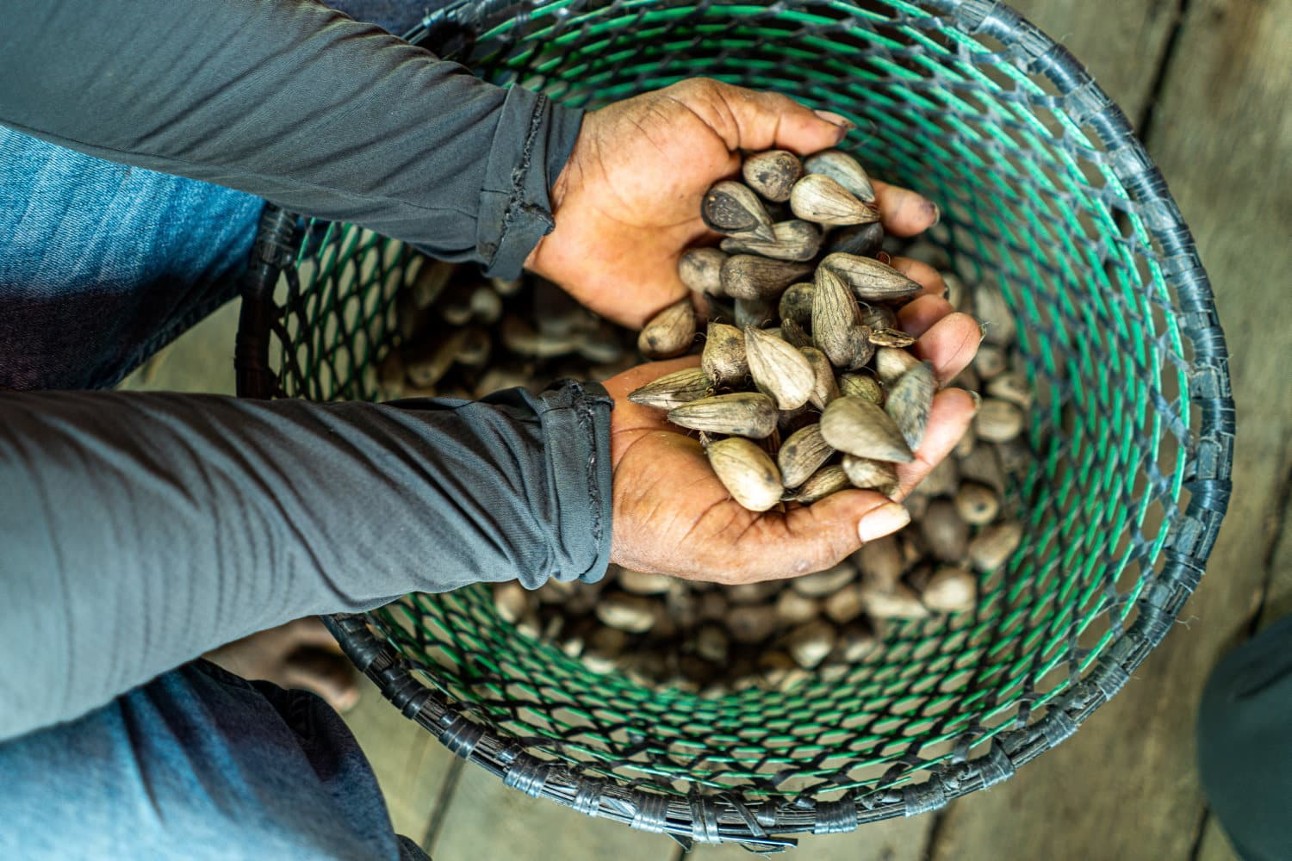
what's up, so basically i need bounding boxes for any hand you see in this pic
[602,268,980,584]
[525,78,942,328]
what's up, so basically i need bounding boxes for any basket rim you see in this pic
[238,0,1236,848]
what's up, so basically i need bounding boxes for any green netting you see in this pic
[241,0,1231,843]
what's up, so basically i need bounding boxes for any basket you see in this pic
[234,0,1234,849]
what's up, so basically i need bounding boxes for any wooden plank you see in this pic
[685,817,931,861]
[427,763,679,861]
[1007,0,1180,125]
[930,0,1292,858]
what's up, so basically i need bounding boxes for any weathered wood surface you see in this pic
[928,0,1292,859]
[685,817,931,861]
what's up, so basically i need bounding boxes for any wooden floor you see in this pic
[127,0,1291,857]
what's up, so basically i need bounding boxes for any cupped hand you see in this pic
[525,78,941,328]
[603,279,981,584]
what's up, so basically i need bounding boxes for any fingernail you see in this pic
[813,109,855,130]
[925,200,941,226]
[859,502,911,543]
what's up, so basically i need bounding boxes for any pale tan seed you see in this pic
[791,562,856,597]
[595,592,657,633]
[668,392,777,438]
[986,370,1033,409]
[679,247,728,294]
[745,326,816,410]
[742,150,805,202]
[823,585,866,625]
[617,568,673,595]
[789,174,880,225]
[720,255,814,301]
[803,149,876,202]
[777,423,835,488]
[855,535,903,591]
[792,465,852,503]
[921,498,970,563]
[922,566,977,614]
[785,620,837,669]
[820,396,915,463]
[860,583,930,620]
[700,323,747,387]
[821,253,924,303]
[775,589,820,626]
[720,219,821,262]
[727,604,778,643]
[838,372,884,405]
[801,347,840,409]
[628,366,712,409]
[874,347,922,386]
[975,398,1025,442]
[638,298,697,359]
[706,437,783,511]
[841,454,900,496]
[953,482,1001,526]
[969,520,1023,572]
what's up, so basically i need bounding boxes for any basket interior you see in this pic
[266,0,1196,803]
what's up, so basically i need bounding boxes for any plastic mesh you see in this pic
[248,0,1230,839]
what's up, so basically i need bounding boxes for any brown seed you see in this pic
[669,392,778,438]
[791,562,856,597]
[954,482,1001,526]
[803,149,876,202]
[838,372,884,405]
[742,150,805,202]
[775,589,820,626]
[958,443,1006,493]
[785,619,837,669]
[921,566,977,614]
[456,326,491,367]
[975,398,1025,443]
[702,180,775,241]
[885,361,936,451]
[823,585,866,625]
[474,367,532,399]
[721,220,821,262]
[855,535,903,591]
[490,274,523,297]
[706,437,783,511]
[793,465,852,503]
[409,259,455,310]
[953,418,978,458]
[469,286,502,324]
[826,221,885,258]
[822,253,924,303]
[777,423,835,488]
[801,347,840,409]
[986,370,1033,409]
[617,568,673,595]
[778,282,815,327]
[628,367,713,409]
[837,620,878,661]
[493,581,531,624]
[405,329,468,388]
[694,623,730,662]
[919,454,960,497]
[874,346,922,386]
[501,316,581,358]
[969,520,1023,572]
[974,286,1016,346]
[868,327,917,348]
[638,298,697,359]
[861,583,930,620]
[701,323,748,387]
[820,396,915,463]
[904,492,930,521]
[943,272,968,311]
[595,592,657,633]
[727,604,778,644]
[996,438,1032,476]
[679,247,728,294]
[973,343,1008,379]
[789,174,880,225]
[759,650,810,691]
[745,326,816,410]
[841,454,900,496]
[811,266,870,371]
[583,627,630,673]
[921,498,970,563]
[860,304,899,331]
[779,317,812,349]
[378,350,406,397]
[720,255,813,301]
[734,296,776,329]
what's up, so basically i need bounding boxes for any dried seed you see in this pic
[919,454,960,497]
[975,398,1025,442]
[638,298,697,359]
[838,372,884,405]
[904,492,929,520]
[702,180,776,241]
[841,454,900,496]
[595,592,657,633]
[694,623,730,662]
[859,304,898,331]
[921,499,970,563]
[785,620,837,669]
[791,563,856,597]
[801,346,840,409]
[943,272,968,311]
[885,361,936,450]
[669,392,777,438]
[953,482,1001,526]
[405,329,468,388]
[706,437,783,511]
[958,443,1006,493]
[868,327,917,348]
[490,274,523,296]
[823,585,866,625]
[969,520,1023,572]
[734,296,776,329]
[811,266,871,370]
[775,589,820,626]
[760,650,810,690]
[742,150,804,202]
[493,581,531,624]
[874,347,922,386]
[727,604,778,644]
[953,418,978,458]
[820,396,915,463]
[826,221,885,258]
[855,535,903,591]
[779,317,812,349]
[837,620,878,661]
[410,259,455,310]
[577,330,624,365]
[777,423,835,488]
[720,255,813,301]
[584,627,629,673]
[974,286,1016,346]
[803,149,876,202]
[973,343,1008,379]
[821,253,924,303]
[778,281,815,327]
[996,438,1031,476]
[456,326,491,367]
[861,583,930,620]
[922,566,977,614]
[470,285,502,324]
[701,323,748,386]
[745,326,816,410]
[378,350,406,397]
[474,367,532,399]
[789,174,880,225]
[501,316,580,358]
[628,367,713,409]
[986,370,1033,409]
[793,465,852,503]
[721,219,822,262]
[679,247,728,294]
[617,568,673,595]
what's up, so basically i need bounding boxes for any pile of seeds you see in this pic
[380,149,1030,694]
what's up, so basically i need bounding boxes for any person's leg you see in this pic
[0,660,428,860]
[1196,615,1292,861]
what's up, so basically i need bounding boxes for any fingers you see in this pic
[912,312,981,385]
[872,179,940,237]
[678,79,847,155]
[898,295,955,338]
[892,388,978,499]
[281,649,361,713]
[888,257,947,299]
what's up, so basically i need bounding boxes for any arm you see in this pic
[0,0,580,277]
[0,382,612,740]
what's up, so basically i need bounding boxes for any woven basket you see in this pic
[234,0,1233,848]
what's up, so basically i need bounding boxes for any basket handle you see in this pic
[404,0,533,59]
[235,205,299,399]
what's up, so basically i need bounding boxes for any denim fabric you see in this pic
[0,661,428,860]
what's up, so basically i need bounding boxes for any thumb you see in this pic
[745,491,911,581]
[680,78,850,155]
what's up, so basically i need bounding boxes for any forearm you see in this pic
[0,0,582,276]
[0,382,612,739]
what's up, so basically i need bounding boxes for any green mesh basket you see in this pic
[234,0,1233,848]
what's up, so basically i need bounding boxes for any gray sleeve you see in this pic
[0,381,614,741]
[0,0,583,277]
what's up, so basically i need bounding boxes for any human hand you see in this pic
[602,265,979,584]
[525,78,941,329]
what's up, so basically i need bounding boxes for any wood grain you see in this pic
[929,0,1292,859]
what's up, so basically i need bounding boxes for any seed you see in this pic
[973,343,1007,379]
[922,566,977,614]
[702,180,776,241]
[868,327,917,348]
[721,220,822,262]
[742,150,804,202]
[954,482,1001,526]
[886,361,936,450]
[775,589,820,626]
[669,392,778,438]
[493,581,531,624]
[406,328,469,388]
[785,619,836,669]
[920,454,960,497]
[860,583,929,620]
[638,298,697,359]
[706,437,783,511]
[986,370,1033,409]
[720,255,814,301]
[679,247,728,294]
[793,465,852,503]
[874,346,922,386]
[820,396,915,463]
[974,286,1016,346]
[779,317,812,349]
[943,272,968,310]
[803,149,877,202]
[958,443,1006,493]
[700,323,748,387]
[727,604,779,643]
[801,346,840,409]
[859,304,898,331]
[921,499,969,563]
[457,326,491,367]
[474,367,531,399]
[745,326,816,410]
[838,372,884,405]
[855,535,903,591]
[777,424,835,488]
[594,592,657,633]
[969,520,1023,572]
[789,174,880,226]
[822,585,866,625]
[826,221,885,258]
[470,286,502,324]
[791,562,856,597]
[778,281,815,327]
[490,274,523,296]
[837,620,878,661]
[410,259,455,310]
[694,623,730,662]
[821,253,924,303]
[617,568,673,595]
[841,454,900,496]
[577,330,624,365]
[734,296,776,329]
[628,367,713,409]
[812,266,871,370]
[975,398,1025,442]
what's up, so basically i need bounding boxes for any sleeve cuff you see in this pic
[532,379,614,584]
[474,87,584,279]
